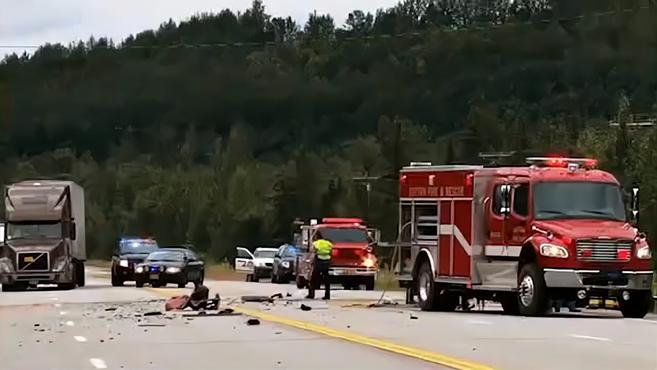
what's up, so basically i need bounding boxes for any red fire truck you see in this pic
[295,218,379,291]
[394,157,653,317]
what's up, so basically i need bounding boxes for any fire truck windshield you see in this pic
[319,228,368,243]
[533,182,626,221]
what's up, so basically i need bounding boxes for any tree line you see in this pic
[0,0,656,266]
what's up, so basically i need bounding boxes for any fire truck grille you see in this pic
[575,240,633,262]
[17,252,50,271]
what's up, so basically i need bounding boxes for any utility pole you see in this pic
[352,175,380,222]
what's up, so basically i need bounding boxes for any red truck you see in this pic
[394,157,653,317]
[295,218,379,291]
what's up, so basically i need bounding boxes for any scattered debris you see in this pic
[286,292,292,297]
[144,311,162,316]
[100,339,105,343]
[242,295,274,303]
[219,308,234,314]
[138,323,166,327]
[246,318,261,326]
[274,331,283,335]
[33,324,40,327]
[410,314,418,320]
[270,293,283,299]
[347,325,351,329]
[104,307,117,311]
[300,304,312,311]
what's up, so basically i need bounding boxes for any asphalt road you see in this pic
[1,267,656,370]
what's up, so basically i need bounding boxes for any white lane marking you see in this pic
[89,358,107,369]
[74,336,87,342]
[467,319,492,325]
[53,303,62,308]
[65,321,75,327]
[59,311,67,316]
[570,334,611,342]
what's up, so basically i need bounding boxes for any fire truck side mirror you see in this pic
[367,229,380,244]
[499,184,512,216]
[0,222,5,244]
[630,186,639,222]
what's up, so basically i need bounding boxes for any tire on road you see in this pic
[416,262,457,312]
[499,293,519,315]
[365,277,375,291]
[111,269,124,287]
[2,282,28,292]
[76,260,86,288]
[619,291,651,318]
[517,263,549,316]
[58,262,77,290]
[135,279,144,288]
[296,275,307,289]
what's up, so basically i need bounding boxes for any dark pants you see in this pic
[307,258,331,299]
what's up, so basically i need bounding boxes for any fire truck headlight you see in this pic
[636,242,652,260]
[135,266,144,273]
[119,259,129,268]
[539,243,569,259]
[362,256,376,268]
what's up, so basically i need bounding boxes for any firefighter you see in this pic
[306,231,333,300]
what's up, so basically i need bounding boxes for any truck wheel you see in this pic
[2,283,26,292]
[296,275,307,289]
[76,261,86,288]
[135,280,144,288]
[417,262,439,311]
[279,274,290,284]
[271,272,279,284]
[619,291,651,318]
[178,282,186,288]
[365,277,375,291]
[252,274,260,283]
[517,263,549,316]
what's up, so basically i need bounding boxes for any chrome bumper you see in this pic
[0,272,70,284]
[543,268,654,290]
[329,267,377,277]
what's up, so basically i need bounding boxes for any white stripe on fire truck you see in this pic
[438,225,523,257]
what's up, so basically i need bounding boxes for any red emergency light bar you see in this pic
[322,218,364,224]
[526,157,597,169]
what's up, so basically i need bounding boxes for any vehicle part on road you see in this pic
[143,311,162,316]
[246,318,261,326]
[300,304,312,311]
[138,323,166,327]
[241,295,274,303]
[388,158,654,318]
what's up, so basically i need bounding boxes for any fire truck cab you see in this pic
[396,157,653,317]
[295,218,379,291]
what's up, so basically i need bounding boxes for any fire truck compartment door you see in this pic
[235,247,254,273]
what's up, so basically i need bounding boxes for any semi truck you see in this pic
[393,157,653,318]
[295,218,380,291]
[0,180,86,291]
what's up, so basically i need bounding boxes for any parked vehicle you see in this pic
[272,244,301,284]
[0,180,85,291]
[234,247,278,282]
[134,248,204,288]
[295,218,379,291]
[111,237,158,286]
[392,157,653,318]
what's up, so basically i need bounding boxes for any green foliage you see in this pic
[1,0,657,263]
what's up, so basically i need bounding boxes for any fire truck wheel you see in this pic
[365,277,375,291]
[296,275,307,289]
[618,291,651,318]
[517,263,549,316]
[76,261,86,288]
[417,262,440,311]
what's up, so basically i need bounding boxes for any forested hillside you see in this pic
[1,0,656,262]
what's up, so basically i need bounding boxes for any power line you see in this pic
[0,5,652,51]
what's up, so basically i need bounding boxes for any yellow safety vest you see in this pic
[313,239,333,260]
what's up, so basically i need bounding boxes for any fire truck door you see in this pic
[504,181,529,256]
[486,181,509,251]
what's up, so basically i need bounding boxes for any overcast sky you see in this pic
[0,0,399,57]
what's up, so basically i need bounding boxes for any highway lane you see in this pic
[2,267,656,370]
[0,269,445,370]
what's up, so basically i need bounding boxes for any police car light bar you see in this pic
[526,157,597,169]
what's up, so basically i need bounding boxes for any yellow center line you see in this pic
[144,287,495,370]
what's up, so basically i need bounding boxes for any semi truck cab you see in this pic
[0,181,86,291]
